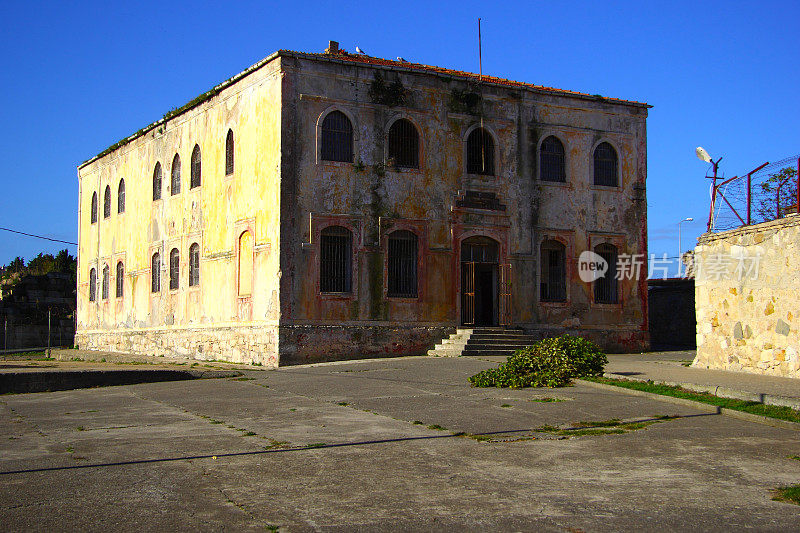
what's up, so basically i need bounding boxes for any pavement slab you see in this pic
[0,356,799,531]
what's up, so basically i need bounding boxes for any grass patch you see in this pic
[529,397,565,403]
[306,442,326,449]
[337,402,349,406]
[412,420,423,425]
[209,419,223,424]
[230,377,256,381]
[772,485,800,505]
[790,455,800,461]
[243,431,257,437]
[535,416,678,437]
[427,424,447,431]
[76,426,85,431]
[586,377,800,423]
[500,404,511,408]
[264,438,290,449]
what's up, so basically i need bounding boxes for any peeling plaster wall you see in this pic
[280,55,648,360]
[76,60,284,366]
[694,215,800,378]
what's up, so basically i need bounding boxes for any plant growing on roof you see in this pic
[368,72,407,107]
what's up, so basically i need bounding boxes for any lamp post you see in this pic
[678,217,694,277]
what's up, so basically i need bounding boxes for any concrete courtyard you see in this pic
[1,354,799,531]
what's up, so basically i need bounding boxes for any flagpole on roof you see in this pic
[478,17,485,173]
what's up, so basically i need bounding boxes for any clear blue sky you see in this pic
[1,0,798,275]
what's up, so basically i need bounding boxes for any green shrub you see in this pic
[468,335,607,388]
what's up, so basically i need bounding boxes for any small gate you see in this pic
[499,263,512,326]
[461,261,476,326]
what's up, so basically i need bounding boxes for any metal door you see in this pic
[499,263,512,326]
[461,261,476,326]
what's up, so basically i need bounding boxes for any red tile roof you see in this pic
[286,49,649,108]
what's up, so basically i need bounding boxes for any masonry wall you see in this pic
[278,53,648,362]
[76,59,284,366]
[694,215,800,378]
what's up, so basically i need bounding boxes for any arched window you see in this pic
[169,248,180,290]
[151,253,160,293]
[321,111,353,162]
[225,129,234,176]
[540,136,566,182]
[153,162,162,201]
[117,179,125,213]
[320,226,352,293]
[102,264,110,300]
[387,119,419,169]
[90,193,98,224]
[238,231,253,296]
[189,243,200,287]
[540,240,566,302]
[466,128,494,175]
[171,154,181,195]
[190,144,201,189]
[89,268,97,301]
[593,142,618,187]
[594,243,618,304]
[387,230,418,297]
[115,261,124,298]
[103,185,111,218]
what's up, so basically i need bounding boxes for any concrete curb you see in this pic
[602,372,800,411]
[577,379,800,432]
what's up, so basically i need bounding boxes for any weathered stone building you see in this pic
[76,42,650,366]
[694,215,799,378]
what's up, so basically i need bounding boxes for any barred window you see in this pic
[169,248,180,290]
[540,240,566,302]
[320,226,352,293]
[466,127,494,175]
[89,268,97,301]
[225,129,234,176]
[387,230,418,297]
[189,243,200,287]
[103,185,111,218]
[593,142,618,187]
[190,144,201,189]
[116,261,124,298]
[387,119,419,169]
[117,179,125,213]
[151,253,160,293]
[91,193,98,223]
[171,154,181,195]
[153,162,162,200]
[101,264,109,300]
[594,243,618,304]
[540,136,565,182]
[321,111,353,163]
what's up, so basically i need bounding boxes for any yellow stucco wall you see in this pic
[76,58,284,364]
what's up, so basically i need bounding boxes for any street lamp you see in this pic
[678,217,694,277]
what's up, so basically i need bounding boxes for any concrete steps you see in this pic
[427,327,536,357]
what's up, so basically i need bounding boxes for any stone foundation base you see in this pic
[519,326,650,354]
[75,325,279,368]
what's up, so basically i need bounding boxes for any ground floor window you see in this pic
[387,230,417,297]
[320,226,352,293]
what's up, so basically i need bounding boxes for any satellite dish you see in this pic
[696,146,712,163]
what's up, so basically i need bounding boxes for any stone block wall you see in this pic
[75,324,279,367]
[693,215,800,378]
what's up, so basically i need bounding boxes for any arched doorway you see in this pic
[461,236,499,326]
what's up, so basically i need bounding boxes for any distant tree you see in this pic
[7,256,25,273]
[27,253,55,276]
[755,167,798,223]
[54,249,76,274]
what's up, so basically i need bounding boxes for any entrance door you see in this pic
[461,236,499,326]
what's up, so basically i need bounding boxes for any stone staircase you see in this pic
[427,327,537,357]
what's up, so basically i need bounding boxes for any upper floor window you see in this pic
[540,136,566,182]
[320,226,352,293]
[593,142,618,187]
[321,111,353,163]
[115,261,124,298]
[90,193,98,224]
[466,127,494,175]
[190,144,201,189]
[102,264,110,300]
[151,253,161,293]
[171,154,181,195]
[387,119,419,169]
[225,129,234,175]
[103,185,111,218]
[540,240,566,302]
[387,230,418,298]
[169,248,180,290]
[117,179,125,213]
[89,268,97,301]
[189,243,200,287]
[153,162,162,200]
[594,243,618,304]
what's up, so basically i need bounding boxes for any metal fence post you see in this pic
[47,308,51,357]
